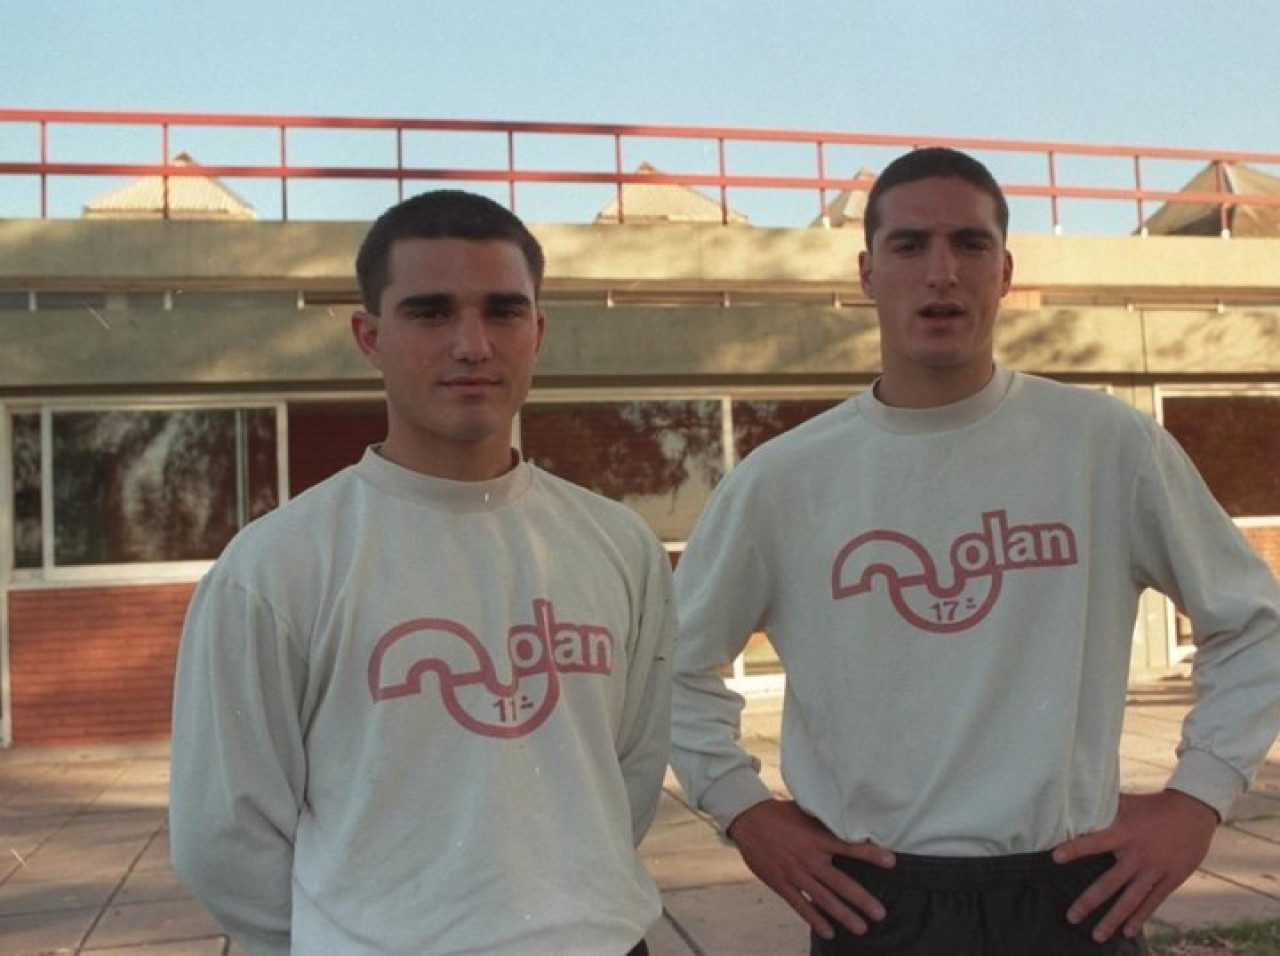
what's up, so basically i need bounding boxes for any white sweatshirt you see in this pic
[170,448,675,955]
[672,368,1280,855]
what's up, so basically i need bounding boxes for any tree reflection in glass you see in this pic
[521,400,724,542]
[50,408,278,566]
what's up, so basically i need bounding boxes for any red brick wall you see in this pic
[8,583,195,747]
[1243,525,1280,580]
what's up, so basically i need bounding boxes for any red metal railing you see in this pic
[2,108,1279,234]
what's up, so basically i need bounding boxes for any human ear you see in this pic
[351,311,382,367]
[858,250,875,299]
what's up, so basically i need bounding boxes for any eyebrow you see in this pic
[882,226,1001,244]
[392,291,535,313]
[486,292,535,309]
[393,293,451,313]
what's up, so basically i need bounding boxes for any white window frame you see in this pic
[1155,383,1280,664]
[10,395,289,587]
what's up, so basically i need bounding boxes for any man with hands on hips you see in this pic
[670,147,1280,954]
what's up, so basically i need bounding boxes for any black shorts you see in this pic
[811,850,1149,955]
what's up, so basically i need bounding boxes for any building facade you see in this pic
[2,118,1279,747]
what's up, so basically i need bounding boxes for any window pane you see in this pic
[1163,395,1280,518]
[521,400,724,542]
[51,408,278,565]
[12,413,41,569]
[287,401,386,496]
[733,398,843,461]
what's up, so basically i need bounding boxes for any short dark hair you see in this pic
[355,190,546,312]
[863,148,1009,248]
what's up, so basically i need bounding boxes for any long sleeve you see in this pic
[615,537,679,843]
[1130,420,1280,819]
[169,571,309,956]
[670,477,775,833]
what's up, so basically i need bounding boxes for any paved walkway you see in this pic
[1,676,1277,954]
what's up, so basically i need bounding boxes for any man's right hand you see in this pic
[726,799,895,941]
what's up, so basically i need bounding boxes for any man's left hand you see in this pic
[1052,789,1219,943]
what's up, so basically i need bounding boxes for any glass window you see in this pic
[732,398,844,462]
[36,291,109,311]
[520,400,724,542]
[12,413,42,569]
[1162,394,1280,518]
[287,401,386,496]
[13,407,279,570]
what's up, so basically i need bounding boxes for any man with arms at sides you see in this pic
[170,190,676,955]
[671,148,1280,954]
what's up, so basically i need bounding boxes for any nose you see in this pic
[451,310,493,363]
[925,242,959,289]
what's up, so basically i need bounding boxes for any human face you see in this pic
[859,176,1013,408]
[351,238,545,480]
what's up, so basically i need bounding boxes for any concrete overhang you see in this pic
[3,220,1280,305]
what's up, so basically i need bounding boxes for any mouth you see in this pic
[440,376,502,394]
[918,302,967,320]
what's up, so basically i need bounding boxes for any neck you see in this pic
[875,363,996,409]
[377,435,516,482]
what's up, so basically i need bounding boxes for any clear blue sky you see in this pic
[5,0,1279,228]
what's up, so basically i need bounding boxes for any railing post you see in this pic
[396,127,405,203]
[717,137,729,225]
[1133,154,1147,236]
[816,140,829,227]
[614,134,625,223]
[279,125,289,221]
[161,123,171,220]
[1048,150,1061,234]
[38,120,48,219]
[1214,159,1231,238]
[505,130,518,212]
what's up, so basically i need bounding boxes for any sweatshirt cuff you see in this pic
[700,766,775,834]
[1166,749,1248,822]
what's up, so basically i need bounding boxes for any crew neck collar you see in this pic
[355,445,533,512]
[856,367,1015,434]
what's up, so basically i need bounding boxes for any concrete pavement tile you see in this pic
[647,911,697,955]
[1118,733,1177,766]
[641,805,756,892]
[135,829,174,871]
[1234,816,1280,841]
[1250,764,1280,801]
[62,807,167,829]
[94,778,172,812]
[0,812,73,862]
[1154,870,1280,931]
[651,788,697,827]
[50,814,164,851]
[0,905,98,954]
[0,791,105,818]
[663,882,807,955]
[1119,766,1171,792]
[114,865,195,905]
[644,839,755,892]
[0,875,117,916]
[1122,707,1187,731]
[85,942,228,955]
[5,841,147,883]
[83,898,224,949]
[642,808,721,856]
[1228,792,1280,822]
[1198,825,1280,899]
